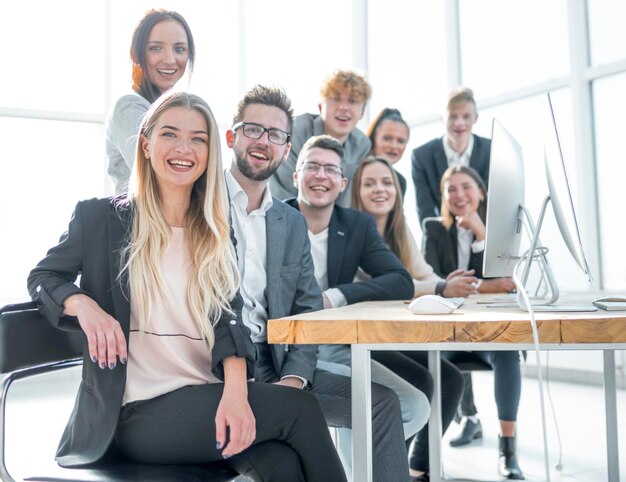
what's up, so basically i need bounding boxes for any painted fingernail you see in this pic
[100,362,107,369]
[91,356,98,363]
[121,358,127,365]
[216,441,222,450]
[223,455,231,459]
[109,362,116,370]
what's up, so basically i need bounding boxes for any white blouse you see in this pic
[123,227,220,405]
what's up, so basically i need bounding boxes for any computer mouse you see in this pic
[408,295,459,315]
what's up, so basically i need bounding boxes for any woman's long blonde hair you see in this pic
[351,156,419,278]
[123,91,238,349]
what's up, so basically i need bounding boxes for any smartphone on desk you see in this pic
[592,296,626,311]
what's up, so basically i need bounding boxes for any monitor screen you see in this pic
[544,93,591,276]
[483,119,525,278]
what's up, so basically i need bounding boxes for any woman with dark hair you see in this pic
[352,156,471,482]
[365,108,410,197]
[424,165,524,480]
[106,9,196,194]
[28,91,346,482]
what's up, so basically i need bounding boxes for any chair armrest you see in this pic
[0,303,84,373]
[0,358,82,482]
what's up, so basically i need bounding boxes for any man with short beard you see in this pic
[225,85,412,482]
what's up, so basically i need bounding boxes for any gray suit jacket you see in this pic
[269,113,371,207]
[256,199,323,384]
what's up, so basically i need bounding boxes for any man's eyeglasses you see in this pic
[232,122,290,146]
[300,162,344,177]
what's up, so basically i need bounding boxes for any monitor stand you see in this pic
[487,197,597,312]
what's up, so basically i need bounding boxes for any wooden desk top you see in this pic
[268,293,626,345]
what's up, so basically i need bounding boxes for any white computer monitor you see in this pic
[482,119,525,278]
[483,94,593,310]
[544,93,591,276]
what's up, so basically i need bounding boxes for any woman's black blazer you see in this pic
[423,220,484,278]
[27,197,255,467]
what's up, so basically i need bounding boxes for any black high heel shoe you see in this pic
[499,435,525,480]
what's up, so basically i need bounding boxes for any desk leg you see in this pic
[352,345,373,482]
[428,350,443,482]
[603,350,620,482]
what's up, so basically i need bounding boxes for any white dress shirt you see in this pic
[307,228,347,308]
[225,170,272,343]
[457,226,486,273]
[225,171,308,387]
[457,226,474,271]
[443,134,475,167]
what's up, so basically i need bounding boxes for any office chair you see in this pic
[0,301,244,482]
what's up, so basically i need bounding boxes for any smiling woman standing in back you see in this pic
[106,9,195,194]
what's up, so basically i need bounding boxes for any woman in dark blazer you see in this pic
[423,165,524,480]
[28,91,346,482]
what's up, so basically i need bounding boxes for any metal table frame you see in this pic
[351,342,624,482]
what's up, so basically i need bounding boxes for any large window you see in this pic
[593,72,626,289]
[1,1,107,114]
[459,0,570,96]
[587,0,626,66]
[0,118,104,304]
[367,2,447,121]
[1,1,625,307]
[242,0,354,116]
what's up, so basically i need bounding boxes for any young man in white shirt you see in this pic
[286,134,433,481]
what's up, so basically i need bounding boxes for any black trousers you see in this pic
[444,350,521,421]
[309,368,411,482]
[459,372,478,416]
[372,350,465,472]
[115,383,347,482]
[254,342,411,482]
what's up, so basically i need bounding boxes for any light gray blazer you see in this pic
[257,199,323,383]
[269,113,371,207]
[105,93,151,194]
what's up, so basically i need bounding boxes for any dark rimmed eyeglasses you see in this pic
[232,122,291,146]
[300,162,344,177]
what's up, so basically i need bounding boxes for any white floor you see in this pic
[3,367,625,482]
[440,371,625,482]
